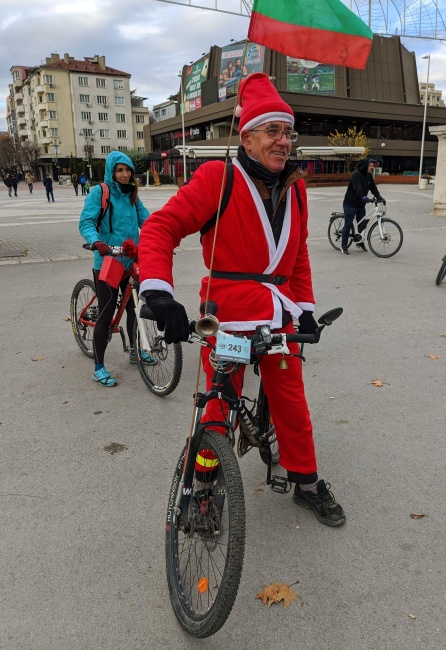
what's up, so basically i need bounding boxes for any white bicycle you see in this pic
[328,200,403,258]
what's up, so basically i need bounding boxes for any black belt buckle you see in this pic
[270,275,286,286]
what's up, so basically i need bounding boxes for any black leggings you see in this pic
[92,270,135,365]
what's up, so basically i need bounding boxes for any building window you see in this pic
[118,146,128,151]
[116,113,126,123]
[13,70,20,81]
[97,95,109,106]
[138,147,145,152]
[81,111,92,120]
[81,128,94,136]
[80,94,90,103]
[98,112,109,121]
[117,129,127,138]
[44,145,48,154]
[137,131,144,139]
[52,145,60,155]
[48,110,57,119]
[99,129,110,138]
[46,93,55,102]
[154,111,159,119]
[44,74,54,85]
[161,108,166,116]
[50,128,59,137]
[78,77,89,86]
[135,115,145,123]
[96,78,106,87]
[101,145,111,154]
[113,79,124,89]
[115,97,125,105]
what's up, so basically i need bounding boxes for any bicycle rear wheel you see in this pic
[133,319,183,396]
[70,279,97,358]
[166,430,245,638]
[328,215,352,251]
[257,384,280,465]
[435,257,446,285]
[367,218,403,258]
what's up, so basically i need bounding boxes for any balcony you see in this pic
[39,120,49,128]
[16,104,25,114]
[18,128,28,137]
[37,102,47,112]
[15,92,23,102]
[35,85,44,94]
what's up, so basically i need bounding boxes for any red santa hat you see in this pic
[236,73,295,134]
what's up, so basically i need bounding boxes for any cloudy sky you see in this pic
[1,0,446,131]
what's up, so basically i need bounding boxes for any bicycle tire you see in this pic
[367,218,403,258]
[133,319,183,396]
[70,279,97,358]
[257,384,280,465]
[328,215,352,251]
[435,258,446,286]
[166,430,245,638]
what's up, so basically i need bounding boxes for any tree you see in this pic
[0,135,20,175]
[327,127,370,170]
[20,141,41,176]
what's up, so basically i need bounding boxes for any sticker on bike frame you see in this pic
[215,332,251,364]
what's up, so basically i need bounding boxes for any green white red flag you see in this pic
[248,0,373,69]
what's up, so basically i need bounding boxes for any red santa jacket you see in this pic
[139,159,315,331]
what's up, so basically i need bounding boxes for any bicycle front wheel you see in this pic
[70,279,97,358]
[435,257,446,285]
[133,319,183,396]
[367,218,403,258]
[166,430,246,638]
[328,215,352,251]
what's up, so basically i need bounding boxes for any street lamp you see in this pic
[178,72,187,184]
[419,54,431,188]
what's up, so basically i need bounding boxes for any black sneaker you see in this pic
[341,247,349,255]
[293,480,346,527]
[355,243,367,252]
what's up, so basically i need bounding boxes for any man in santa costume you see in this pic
[139,73,345,526]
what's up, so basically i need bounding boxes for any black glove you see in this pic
[361,196,371,204]
[93,241,110,256]
[143,290,189,344]
[298,310,318,334]
[378,197,386,205]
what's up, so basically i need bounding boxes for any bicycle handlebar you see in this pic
[82,243,125,256]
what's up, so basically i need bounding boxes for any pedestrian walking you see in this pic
[43,174,55,202]
[25,172,34,194]
[4,173,18,197]
[71,173,79,196]
[79,172,87,195]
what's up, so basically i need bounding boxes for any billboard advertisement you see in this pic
[287,58,335,95]
[219,42,265,101]
[184,58,209,112]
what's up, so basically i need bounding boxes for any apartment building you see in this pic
[6,53,148,178]
[419,82,445,107]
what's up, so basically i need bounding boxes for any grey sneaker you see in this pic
[355,243,367,252]
[341,247,349,255]
[293,480,346,527]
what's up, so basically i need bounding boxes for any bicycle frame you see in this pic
[352,201,386,241]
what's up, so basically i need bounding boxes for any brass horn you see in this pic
[194,313,220,337]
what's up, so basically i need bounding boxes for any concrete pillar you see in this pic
[429,125,446,216]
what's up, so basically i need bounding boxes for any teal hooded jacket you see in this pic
[79,151,150,270]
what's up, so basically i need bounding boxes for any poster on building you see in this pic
[286,59,335,95]
[184,58,209,112]
[219,42,265,101]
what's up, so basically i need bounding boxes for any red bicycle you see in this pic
[70,245,183,396]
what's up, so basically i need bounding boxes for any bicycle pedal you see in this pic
[268,475,292,494]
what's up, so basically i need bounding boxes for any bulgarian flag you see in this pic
[248,0,373,69]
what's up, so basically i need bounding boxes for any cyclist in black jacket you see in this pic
[341,158,385,254]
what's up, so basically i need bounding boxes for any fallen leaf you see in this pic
[104,442,128,455]
[31,357,45,361]
[428,355,440,360]
[371,379,384,387]
[410,513,426,519]
[63,401,68,404]
[64,316,71,321]
[408,613,416,620]
[440,334,446,338]
[256,582,298,609]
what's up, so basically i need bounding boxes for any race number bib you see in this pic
[215,332,251,364]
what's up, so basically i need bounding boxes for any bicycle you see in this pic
[328,199,403,258]
[435,255,446,285]
[70,244,183,396]
[165,303,343,637]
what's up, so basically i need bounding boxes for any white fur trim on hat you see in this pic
[241,111,294,133]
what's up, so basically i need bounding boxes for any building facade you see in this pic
[6,53,148,179]
[419,82,445,107]
[144,35,445,179]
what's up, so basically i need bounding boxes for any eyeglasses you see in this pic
[250,127,298,142]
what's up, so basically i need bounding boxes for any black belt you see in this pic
[211,270,288,285]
